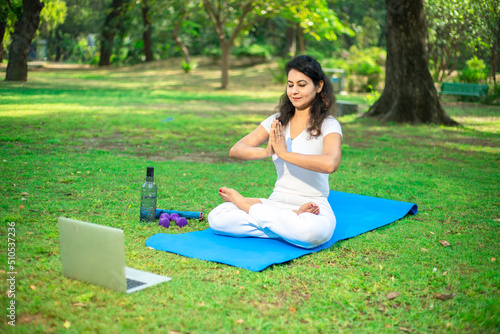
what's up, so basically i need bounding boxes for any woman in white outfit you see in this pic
[208,55,342,249]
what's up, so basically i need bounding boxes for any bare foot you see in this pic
[218,187,261,214]
[293,202,320,215]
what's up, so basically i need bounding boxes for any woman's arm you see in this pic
[270,121,342,174]
[229,125,273,161]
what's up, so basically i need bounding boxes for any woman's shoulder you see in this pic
[322,115,341,128]
[321,115,342,137]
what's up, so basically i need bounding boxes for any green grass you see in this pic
[0,60,499,333]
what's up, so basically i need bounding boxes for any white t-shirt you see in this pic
[261,113,342,198]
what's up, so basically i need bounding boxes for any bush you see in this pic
[485,84,500,104]
[270,58,289,84]
[202,46,221,63]
[346,46,385,92]
[181,61,198,74]
[458,56,488,84]
[233,44,274,64]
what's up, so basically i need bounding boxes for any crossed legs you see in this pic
[209,187,334,249]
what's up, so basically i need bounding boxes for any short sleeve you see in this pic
[260,113,279,133]
[322,116,343,139]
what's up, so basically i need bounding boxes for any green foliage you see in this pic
[281,0,353,42]
[233,44,274,63]
[346,46,386,92]
[38,0,68,38]
[269,58,289,84]
[363,89,381,111]
[202,46,221,62]
[457,56,489,84]
[355,16,381,48]
[485,84,500,105]
[181,60,198,73]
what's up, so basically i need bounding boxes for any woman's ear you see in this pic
[317,80,324,93]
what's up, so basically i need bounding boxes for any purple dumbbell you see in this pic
[175,217,188,228]
[158,213,170,228]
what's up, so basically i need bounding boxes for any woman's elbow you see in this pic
[325,158,341,174]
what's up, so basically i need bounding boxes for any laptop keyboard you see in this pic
[126,278,147,290]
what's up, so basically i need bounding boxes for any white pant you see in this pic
[208,192,336,249]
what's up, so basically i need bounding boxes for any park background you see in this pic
[1,0,499,333]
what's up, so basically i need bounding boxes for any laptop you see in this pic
[58,217,171,293]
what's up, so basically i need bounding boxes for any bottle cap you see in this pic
[147,166,154,178]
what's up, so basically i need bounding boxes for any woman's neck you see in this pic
[293,108,310,120]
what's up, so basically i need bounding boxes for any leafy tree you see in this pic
[38,0,67,39]
[472,0,500,84]
[0,0,16,62]
[330,0,386,48]
[366,0,457,125]
[99,0,130,66]
[202,0,281,89]
[425,0,478,82]
[140,0,153,62]
[5,0,44,81]
[49,0,105,61]
[280,0,351,55]
[169,0,200,66]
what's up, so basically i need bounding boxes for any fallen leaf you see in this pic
[63,320,71,329]
[20,192,29,196]
[385,324,392,329]
[73,302,86,307]
[399,327,413,332]
[434,293,456,301]
[443,271,448,276]
[30,285,36,290]
[147,247,154,250]
[239,286,244,290]
[236,319,244,324]
[421,248,428,252]
[19,205,25,210]
[491,258,496,262]
[235,270,240,275]
[289,306,297,313]
[386,292,401,300]
[438,240,451,247]
[197,302,205,307]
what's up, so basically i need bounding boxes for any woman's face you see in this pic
[287,69,323,112]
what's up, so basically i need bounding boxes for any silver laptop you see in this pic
[58,217,171,293]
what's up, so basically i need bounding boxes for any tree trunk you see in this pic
[141,0,153,62]
[173,35,191,65]
[297,23,305,54]
[365,0,457,125]
[5,0,44,81]
[172,6,191,65]
[0,19,5,63]
[491,41,498,85]
[220,41,230,89]
[285,23,296,57]
[99,0,127,66]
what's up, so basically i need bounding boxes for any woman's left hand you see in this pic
[270,120,287,156]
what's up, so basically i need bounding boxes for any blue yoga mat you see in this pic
[146,190,418,271]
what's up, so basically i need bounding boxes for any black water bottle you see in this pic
[140,166,157,222]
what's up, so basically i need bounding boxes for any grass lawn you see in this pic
[0,58,499,333]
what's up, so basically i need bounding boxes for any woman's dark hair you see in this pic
[276,55,335,137]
